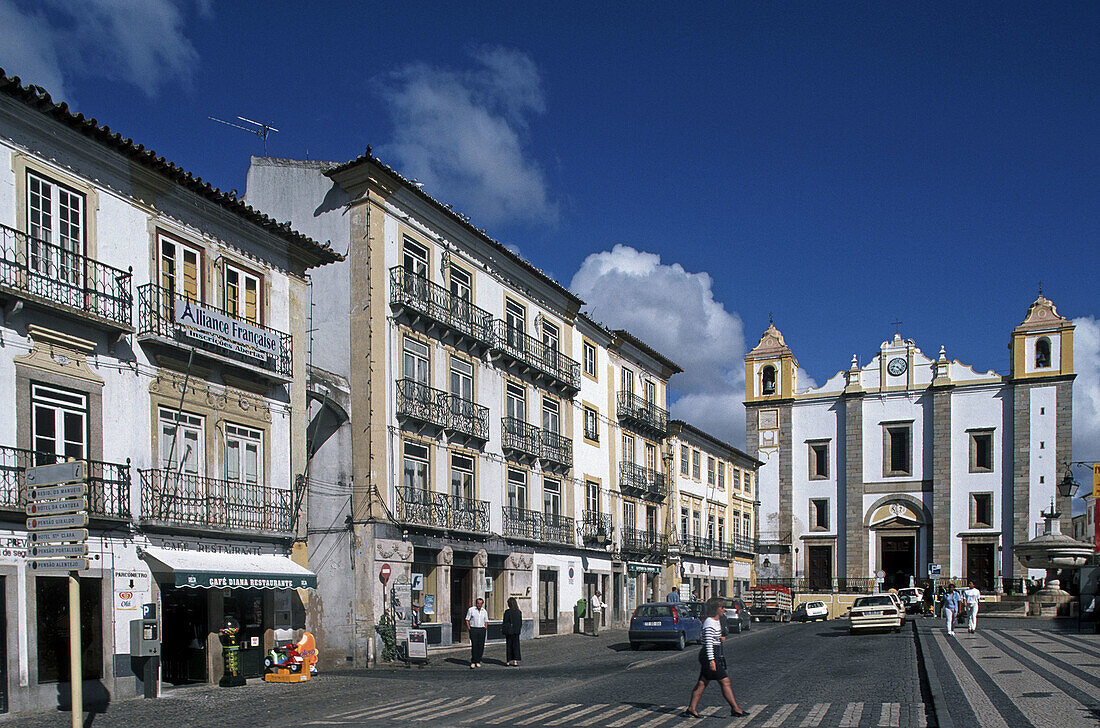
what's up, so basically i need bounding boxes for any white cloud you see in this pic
[570,245,749,446]
[376,47,558,227]
[0,0,199,98]
[1073,316,1100,461]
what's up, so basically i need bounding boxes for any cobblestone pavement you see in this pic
[6,617,928,728]
[916,616,1100,728]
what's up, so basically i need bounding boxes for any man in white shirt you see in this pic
[465,597,489,667]
[963,580,981,634]
[589,591,604,636]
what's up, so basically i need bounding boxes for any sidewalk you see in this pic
[914,615,1100,727]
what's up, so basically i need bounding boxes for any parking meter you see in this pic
[130,618,160,656]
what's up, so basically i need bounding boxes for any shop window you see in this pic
[1035,337,1051,368]
[809,441,829,480]
[970,430,994,473]
[31,383,87,464]
[36,576,102,682]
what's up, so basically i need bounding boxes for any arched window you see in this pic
[761,365,777,395]
[1035,337,1051,368]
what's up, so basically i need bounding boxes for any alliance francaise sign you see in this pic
[174,297,281,361]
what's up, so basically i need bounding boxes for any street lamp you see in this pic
[1057,461,1099,498]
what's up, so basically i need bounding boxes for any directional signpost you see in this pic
[25,460,87,728]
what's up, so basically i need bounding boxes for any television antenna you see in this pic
[208,115,279,156]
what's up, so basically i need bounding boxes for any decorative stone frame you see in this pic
[807,439,830,480]
[882,420,914,477]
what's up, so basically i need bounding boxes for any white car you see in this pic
[794,600,829,622]
[849,594,903,633]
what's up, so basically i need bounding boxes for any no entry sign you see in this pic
[380,563,391,583]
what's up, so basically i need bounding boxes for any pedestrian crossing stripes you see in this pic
[310,698,927,727]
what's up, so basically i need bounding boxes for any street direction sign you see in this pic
[26,497,87,516]
[28,528,88,544]
[27,513,89,530]
[29,483,86,501]
[29,558,88,572]
[30,543,88,558]
[25,461,85,487]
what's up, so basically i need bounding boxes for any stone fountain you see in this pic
[1012,503,1094,614]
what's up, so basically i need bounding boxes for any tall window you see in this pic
[505,299,526,349]
[583,406,599,442]
[159,233,201,307]
[27,170,84,291]
[970,430,994,473]
[621,433,635,463]
[643,379,655,405]
[224,264,260,323]
[507,468,527,510]
[707,513,716,542]
[742,512,751,538]
[707,456,716,485]
[680,444,690,476]
[681,506,689,538]
[450,357,473,401]
[646,505,657,534]
[586,480,600,513]
[971,492,993,528]
[692,510,701,538]
[542,396,560,434]
[543,478,561,516]
[32,384,87,464]
[583,340,596,377]
[717,515,726,542]
[506,382,526,421]
[809,441,829,479]
[624,500,636,529]
[744,472,752,495]
[621,367,634,396]
[158,408,203,475]
[449,265,471,300]
[450,453,474,500]
[885,425,912,476]
[644,442,657,472]
[403,442,429,493]
[403,338,430,384]
[541,319,560,355]
[717,462,725,489]
[402,237,428,277]
[692,449,701,480]
[810,499,829,530]
[225,423,261,486]
[734,468,741,490]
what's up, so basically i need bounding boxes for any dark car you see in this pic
[721,598,752,634]
[628,601,704,650]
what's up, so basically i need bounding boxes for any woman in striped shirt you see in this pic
[684,597,748,718]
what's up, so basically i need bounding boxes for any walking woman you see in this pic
[684,597,748,718]
[502,597,523,666]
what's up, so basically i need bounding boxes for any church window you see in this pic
[970,493,993,528]
[810,499,829,530]
[884,424,912,476]
[808,441,829,480]
[1035,337,1051,368]
[969,430,994,473]
[761,365,776,395]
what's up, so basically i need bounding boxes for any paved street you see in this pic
[12,616,1100,728]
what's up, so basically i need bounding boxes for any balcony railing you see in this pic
[389,266,494,348]
[0,446,130,519]
[679,535,756,560]
[502,417,541,459]
[580,511,614,544]
[137,283,292,378]
[616,391,668,435]
[396,378,447,427]
[502,506,576,545]
[441,393,489,441]
[621,526,670,554]
[618,461,668,501]
[0,223,132,329]
[396,487,490,534]
[489,320,580,393]
[139,469,292,533]
[539,429,573,468]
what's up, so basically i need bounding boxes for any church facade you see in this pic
[744,296,1074,590]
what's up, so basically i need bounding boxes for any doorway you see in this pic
[162,586,208,684]
[450,568,471,643]
[0,577,6,713]
[880,534,915,589]
[966,543,995,592]
[807,545,832,591]
[538,569,558,635]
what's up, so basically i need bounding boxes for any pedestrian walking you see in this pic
[942,583,961,636]
[684,597,748,718]
[667,586,681,602]
[465,597,489,668]
[502,597,523,666]
[589,591,604,636]
[963,580,981,633]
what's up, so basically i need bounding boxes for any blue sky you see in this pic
[2,1,1098,462]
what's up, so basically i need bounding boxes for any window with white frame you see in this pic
[403,338,430,384]
[742,511,751,538]
[507,468,527,510]
[543,478,561,516]
[707,456,716,485]
[505,299,526,346]
[506,382,526,421]
[643,379,655,405]
[403,442,430,494]
[159,233,201,305]
[27,170,84,291]
[623,500,636,530]
[583,406,599,442]
[717,462,725,489]
[541,318,560,355]
[158,407,203,475]
[681,444,690,476]
[450,356,473,401]
[542,396,560,434]
[681,506,689,538]
[32,384,87,464]
[586,480,600,513]
[644,442,657,471]
[225,423,262,486]
[448,264,471,300]
[224,263,260,323]
[583,340,596,377]
[621,433,635,463]
[402,237,428,277]
[692,449,701,480]
[450,453,474,500]
[621,367,634,396]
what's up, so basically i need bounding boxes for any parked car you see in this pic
[896,587,924,614]
[720,598,752,634]
[849,594,903,634]
[886,591,907,620]
[629,601,704,650]
[793,600,829,622]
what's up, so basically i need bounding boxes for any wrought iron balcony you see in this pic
[137,283,291,380]
[580,511,614,545]
[502,417,541,459]
[139,469,292,534]
[0,223,132,330]
[539,429,573,469]
[0,445,130,519]
[396,487,490,534]
[616,391,669,436]
[441,393,489,441]
[618,461,668,501]
[621,526,670,554]
[680,535,754,560]
[389,266,494,350]
[502,506,576,545]
[729,535,758,556]
[489,320,580,394]
[396,378,447,428]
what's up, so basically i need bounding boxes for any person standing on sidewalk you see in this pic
[963,580,981,633]
[667,586,681,602]
[942,583,961,636]
[465,597,489,668]
[589,591,604,636]
[502,597,522,667]
[683,598,748,719]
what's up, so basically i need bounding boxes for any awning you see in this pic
[139,546,317,590]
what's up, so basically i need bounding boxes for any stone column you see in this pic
[931,387,953,576]
[1012,383,1031,578]
[436,546,453,631]
[473,548,488,613]
[844,393,865,579]
[778,402,793,577]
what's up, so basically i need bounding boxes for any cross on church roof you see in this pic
[890,318,903,336]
